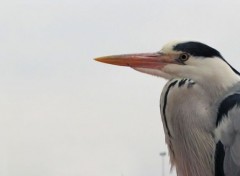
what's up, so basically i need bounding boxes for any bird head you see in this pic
[95,41,240,90]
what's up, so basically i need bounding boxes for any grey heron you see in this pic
[95,41,240,176]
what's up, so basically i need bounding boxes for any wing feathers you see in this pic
[215,94,240,176]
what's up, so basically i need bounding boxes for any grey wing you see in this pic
[215,94,240,176]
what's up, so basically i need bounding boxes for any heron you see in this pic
[95,41,240,176]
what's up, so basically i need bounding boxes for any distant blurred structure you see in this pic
[160,152,166,176]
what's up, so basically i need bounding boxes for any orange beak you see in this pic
[95,52,177,69]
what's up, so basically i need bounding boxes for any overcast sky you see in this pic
[1,0,240,176]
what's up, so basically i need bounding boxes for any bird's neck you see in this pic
[197,71,240,103]
[188,59,240,102]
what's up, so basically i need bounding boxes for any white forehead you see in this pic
[160,40,189,53]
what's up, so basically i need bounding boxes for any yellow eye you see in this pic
[179,53,189,62]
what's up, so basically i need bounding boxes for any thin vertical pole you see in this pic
[160,152,166,176]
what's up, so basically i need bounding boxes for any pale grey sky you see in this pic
[0,0,240,176]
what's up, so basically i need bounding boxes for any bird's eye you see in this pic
[179,53,189,62]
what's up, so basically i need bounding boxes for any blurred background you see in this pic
[0,0,240,175]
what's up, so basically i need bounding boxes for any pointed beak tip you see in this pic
[94,57,100,62]
[94,57,101,61]
[94,56,109,64]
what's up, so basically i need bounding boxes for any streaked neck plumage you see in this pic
[161,78,216,176]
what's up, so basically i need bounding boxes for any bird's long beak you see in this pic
[95,52,176,69]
